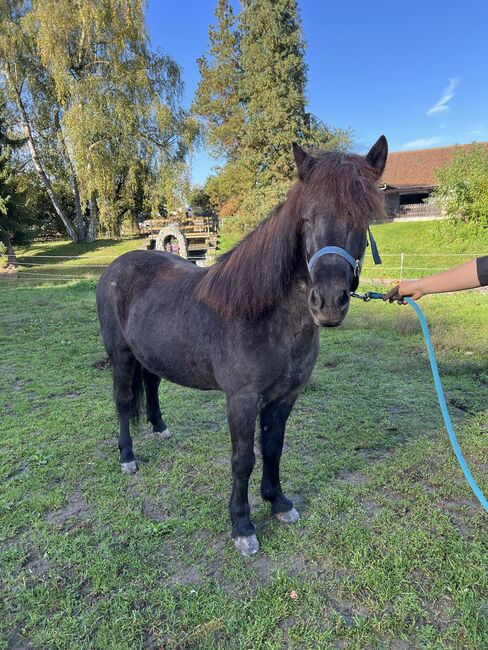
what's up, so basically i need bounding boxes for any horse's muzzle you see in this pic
[308,286,350,327]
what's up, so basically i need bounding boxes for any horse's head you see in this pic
[294,136,388,327]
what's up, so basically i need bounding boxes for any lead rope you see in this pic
[351,291,488,513]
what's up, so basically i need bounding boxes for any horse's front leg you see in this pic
[260,396,300,523]
[226,391,259,556]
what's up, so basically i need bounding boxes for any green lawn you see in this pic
[362,220,488,281]
[1,267,487,648]
[4,238,144,282]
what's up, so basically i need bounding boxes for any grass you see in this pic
[2,237,144,282]
[362,220,488,281]
[1,257,487,647]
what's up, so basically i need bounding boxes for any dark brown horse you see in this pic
[96,137,388,555]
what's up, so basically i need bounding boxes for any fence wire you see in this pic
[1,251,486,286]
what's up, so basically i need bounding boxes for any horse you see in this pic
[96,136,388,556]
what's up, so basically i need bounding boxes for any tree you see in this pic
[0,98,31,266]
[188,186,215,214]
[240,0,307,187]
[0,0,195,242]
[193,0,351,231]
[192,0,244,161]
[433,144,488,227]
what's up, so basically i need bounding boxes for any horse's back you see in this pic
[99,249,200,289]
[98,249,201,313]
[96,250,220,389]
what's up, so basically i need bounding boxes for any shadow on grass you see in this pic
[17,237,143,261]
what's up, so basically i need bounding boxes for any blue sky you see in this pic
[147,0,488,185]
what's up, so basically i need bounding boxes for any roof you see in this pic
[380,142,488,188]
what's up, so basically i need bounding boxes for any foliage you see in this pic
[0,98,35,261]
[192,0,244,161]
[188,186,215,214]
[433,143,488,228]
[0,0,196,241]
[194,0,351,230]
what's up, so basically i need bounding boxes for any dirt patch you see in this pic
[448,397,471,413]
[45,489,90,526]
[353,446,390,462]
[361,499,381,521]
[7,630,33,649]
[335,470,368,486]
[165,562,202,587]
[328,596,372,627]
[142,497,168,523]
[22,552,52,578]
[5,462,29,482]
[92,357,111,371]
[278,616,295,648]
[142,630,161,650]
[387,405,408,415]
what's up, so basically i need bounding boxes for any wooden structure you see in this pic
[139,211,219,265]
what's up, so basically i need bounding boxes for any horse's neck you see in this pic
[276,257,315,327]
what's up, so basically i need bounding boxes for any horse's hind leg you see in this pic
[112,350,141,474]
[142,368,171,438]
[260,396,299,523]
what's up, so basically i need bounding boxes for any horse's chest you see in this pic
[262,327,319,401]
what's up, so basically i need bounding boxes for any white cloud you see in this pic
[401,136,445,150]
[426,78,460,116]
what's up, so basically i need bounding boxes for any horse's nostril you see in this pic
[310,288,324,310]
[338,290,349,308]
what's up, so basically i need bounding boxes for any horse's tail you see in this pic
[129,360,144,422]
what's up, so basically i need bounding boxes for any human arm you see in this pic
[384,256,488,302]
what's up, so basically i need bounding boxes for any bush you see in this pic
[433,144,488,229]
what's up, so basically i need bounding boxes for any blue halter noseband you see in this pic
[307,227,382,286]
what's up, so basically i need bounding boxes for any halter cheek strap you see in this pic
[307,228,382,277]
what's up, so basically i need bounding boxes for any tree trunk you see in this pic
[8,76,80,242]
[86,196,97,242]
[2,232,19,267]
[55,111,86,241]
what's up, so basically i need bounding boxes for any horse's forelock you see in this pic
[304,151,384,227]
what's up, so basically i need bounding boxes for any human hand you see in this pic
[383,279,424,303]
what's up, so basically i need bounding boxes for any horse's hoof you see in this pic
[233,534,259,556]
[155,428,171,439]
[275,507,300,524]
[120,461,137,474]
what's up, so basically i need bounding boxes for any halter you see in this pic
[307,227,382,288]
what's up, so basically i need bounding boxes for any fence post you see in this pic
[400,252,404,280]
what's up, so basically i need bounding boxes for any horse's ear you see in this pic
[366,135,388,178]
[292,142,313,180]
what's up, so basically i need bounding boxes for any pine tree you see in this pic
[194,0,350,230]
[192,0,244,161]
[240,0,307,188]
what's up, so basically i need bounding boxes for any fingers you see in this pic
[383,285,400,301]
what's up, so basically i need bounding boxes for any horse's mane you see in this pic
[196,150,383,320]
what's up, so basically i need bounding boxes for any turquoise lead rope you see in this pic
[352,291,488,514]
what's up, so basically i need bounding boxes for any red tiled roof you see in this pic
[380,142,488,188]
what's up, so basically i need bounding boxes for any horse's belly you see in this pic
[126,327,219,391]
[144,355,219,391]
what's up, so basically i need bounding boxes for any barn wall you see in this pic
[383,190,400,216]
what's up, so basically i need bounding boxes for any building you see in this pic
[379,142,488,220]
